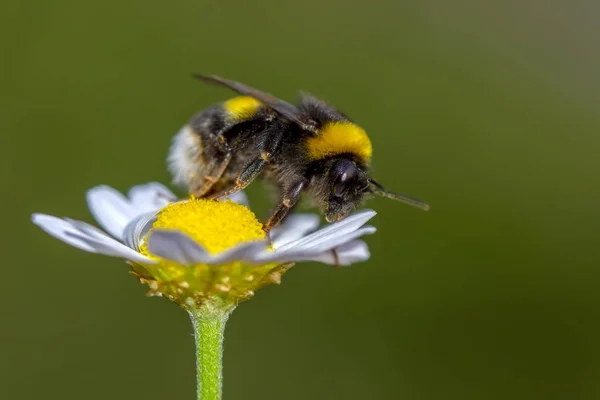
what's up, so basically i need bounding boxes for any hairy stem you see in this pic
[188,302,235,400]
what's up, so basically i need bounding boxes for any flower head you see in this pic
[32,183,376,308]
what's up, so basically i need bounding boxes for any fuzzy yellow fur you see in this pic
[306,121,372,162]
[223,96,263,122]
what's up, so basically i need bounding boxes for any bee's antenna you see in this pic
[369,179,430,211]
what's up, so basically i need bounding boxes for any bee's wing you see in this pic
[193,74,316,132]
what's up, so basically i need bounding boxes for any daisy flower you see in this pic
[32,182,375,306]
[31,182,376,400]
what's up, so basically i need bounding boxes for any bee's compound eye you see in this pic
[334,181,346,197]
[340,171,350,183]
[332,159,357,196]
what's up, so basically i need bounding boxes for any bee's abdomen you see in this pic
[168,105,229,191]
[187,97,267,139]
[168,125,206,191]
[188,105,227,140]
[168,97,269,192]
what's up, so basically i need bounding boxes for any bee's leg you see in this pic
[192,151,233,197]
[197,120,273,196]
[212,134,232,154]
[209,130,284,199]
[256,127,284,163]
[209,157,266,199]
[263,180,306,234]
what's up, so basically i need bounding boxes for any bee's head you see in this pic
[309,158,370,222]
[309,157,430,223]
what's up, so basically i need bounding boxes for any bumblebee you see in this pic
[168,75,429,233]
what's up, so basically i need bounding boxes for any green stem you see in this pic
[188,302,235,400]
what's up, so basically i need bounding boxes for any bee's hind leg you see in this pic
[209,157,265,199]
[192,151,233,198]
[209,130,284,199]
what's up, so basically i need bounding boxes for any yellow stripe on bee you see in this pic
[306,121,372,162]
[223,96,264,122]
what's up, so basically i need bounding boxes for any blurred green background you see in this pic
[2,0,600,399]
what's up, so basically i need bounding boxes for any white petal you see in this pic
[61,218,156,264]
[86,185,137,239]
[122,212,157,250]
[65,233,156,264]
[269,239,371,266]
[332,240,371,265]
[295,225,376,252]
[32,214,97,253]
[222,191,249,207]
[127,182,176,214]
[147,230,210,265]
[255,226,375,265]
[146,229,267,265]
[276,209,376,252]
[299,240,371,266]
[209,241,268,264]
[271,214,321,249]
[32,214,155,264]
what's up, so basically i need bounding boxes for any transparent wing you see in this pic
[193,74,316,132]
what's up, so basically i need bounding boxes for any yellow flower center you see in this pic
[141,198,266,255]
[131,198,289,307]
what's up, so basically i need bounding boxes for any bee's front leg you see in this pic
[263,180,306,234]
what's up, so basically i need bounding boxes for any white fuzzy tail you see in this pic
[167,125,205,190]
